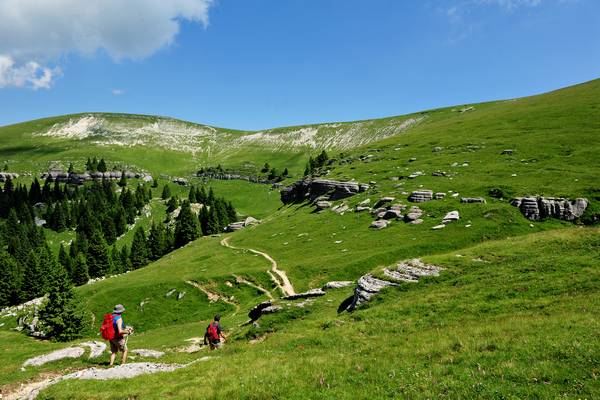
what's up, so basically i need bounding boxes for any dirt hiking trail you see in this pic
[220,237,296,296]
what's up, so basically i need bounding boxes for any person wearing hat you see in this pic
[109,304,132,366]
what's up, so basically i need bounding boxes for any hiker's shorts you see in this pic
[209,340,222,349]
[110,337,127,353]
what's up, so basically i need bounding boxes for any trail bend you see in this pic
[220,236,296,297]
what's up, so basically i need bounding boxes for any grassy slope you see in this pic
[0,79,599,398]
[39,227,600,399]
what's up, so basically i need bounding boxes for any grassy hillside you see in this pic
[0,78,599,399]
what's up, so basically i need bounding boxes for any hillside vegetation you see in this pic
[0,78,599,399]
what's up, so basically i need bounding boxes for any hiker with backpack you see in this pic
[100,304,133,366]
[204,314,226,350]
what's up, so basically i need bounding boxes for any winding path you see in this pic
[185,280,240,316]
[232,274,274,299]
[220,237,296,297]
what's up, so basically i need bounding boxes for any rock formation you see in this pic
[280,178,369,203]
[408,190,433,203]
[0,172,19,182]
[226,216,260,232]
[40,170,151,185]
[511,196,588,221]
[345,259,442,311]
[282,288,326,300]
[461,197,486,204]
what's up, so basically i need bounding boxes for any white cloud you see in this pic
[0,55,60,89]
[0,0,213,89]
[475,0,543,11]
[111,89,124,96]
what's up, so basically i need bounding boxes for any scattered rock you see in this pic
[332,203,350,214]
[315,201,332,210]
[226,216,260,232]
[432,224,446,230]
[381,209,403,220]
[355,206,371,213]
[435,192,446,200]
[511,196,588,221]
[0,172,19,182]
[283,288,326,300]
[501,149,515,155]
[409,157,417,162]
[432,146,444,152]
[165,289,177,297]
[409,219,424,225]
[79,341,107,359]
[172,177,188,186]
[370,220,390,230]
[461,197,486,204]
[131,349,165,358]
[346,275,399,311]
[322,281,354,290]
[408,171,424,179]
[177,291,186,300]
[403,206,423,222]
[442,210,460,224]
[248,301,282,320]
[432,171,447,177]
[358,198,371,206]
[383,259,442,282]
[408,190,433,203]
[374,197,395,208]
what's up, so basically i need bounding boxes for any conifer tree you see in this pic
[148,221,166,260]
[38,264,86,342]
[166,196,178,213]
[199,204,209,235]
[110,245,123,273]
[86,230,111,278]
[58,244,72,278]
[97,158,107,173]
[118,171,127,188]
[188,185,197,203]
[282,167,289,177]
[261,163,270,173]
[161,184,171,200]
[152,178,159,188]
[0,251,21,307]
[120,246,132,272]
[174,200,200,248]
[130,227,149,269]
[68,162,74,173]
[196,186,206,204]
[72,253,90,286]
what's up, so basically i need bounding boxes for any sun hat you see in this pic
[113,304,126,314]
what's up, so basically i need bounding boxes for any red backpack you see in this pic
[207,323,219,342]
[100,313,116,341]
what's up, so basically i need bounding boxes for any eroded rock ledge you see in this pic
[511,196,588,221]
[345,259,442,311]
[281,178,369,203]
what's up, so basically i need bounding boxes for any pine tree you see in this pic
[68,162,74,173]
[58,244,72,278]
[38,264,86,342]
[166,196,178,213]
[130,227,149,269]
[110,245,123,274]
[261,163,270,173]
[188,185,197,203]
[91,157,98,171]
[21,251,43,300]
[118,171,127,188]
[206,206,220,235]
[282,167,289,177]
[2,163,8,171]
[226,201,237,223]
[152,178,159,188]
[72,253,90,286]
[148,221,166,260]
[86,229,111,278]
[97,158,107,173]
[120,246,132,272]
[174,200,200,248]
[0,251,21,307]
[85,157,92,171]
[199,204,209,235]
[161,184,171,200]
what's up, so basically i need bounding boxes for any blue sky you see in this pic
[0,0,599,130]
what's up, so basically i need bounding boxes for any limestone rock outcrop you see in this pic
[280,178,368,203]
[511,196,588,221]
[345,259,442,311]
[408,190,433,203]
[282,288,326,300]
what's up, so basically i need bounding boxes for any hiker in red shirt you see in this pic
[204,314,226,350]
